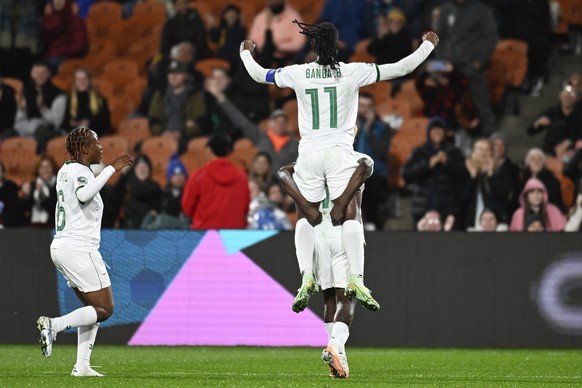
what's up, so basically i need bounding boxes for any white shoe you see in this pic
[338,351,349,377]
[71,366,104,377]
[37,316,56,357]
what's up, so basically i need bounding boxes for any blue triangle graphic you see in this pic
[219,230,279,254]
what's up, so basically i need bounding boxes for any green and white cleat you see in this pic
[292,273,319,313]
[345,276,380,311]
[37,316,57,357]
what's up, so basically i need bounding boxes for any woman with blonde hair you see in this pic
[66,68,110,135]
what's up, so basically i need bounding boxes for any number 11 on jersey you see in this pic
[305,87,337,130]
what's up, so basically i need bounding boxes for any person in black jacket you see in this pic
[161,0,208,58]
[209,5,247,71]
[0,161,27,227]
[402,117,469,228]
[461,138,515,229]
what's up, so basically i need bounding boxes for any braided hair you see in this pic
[293,19,339,70]
[66,126,93,162]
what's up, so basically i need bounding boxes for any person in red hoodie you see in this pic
[41,0,88,72]
[181,133,250,229]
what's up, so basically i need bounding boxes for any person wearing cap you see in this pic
[141,154,190,230]
[148,60,209,153]
[402,117,468,228]
[204,76,298,175]
[181,133,250,229]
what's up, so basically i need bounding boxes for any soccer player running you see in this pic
[37,127,133,377]
[278,158,372,378]
[240,22,439,311]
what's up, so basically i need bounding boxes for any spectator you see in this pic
[319,0,369,60]
[402,117,468,228]
[110,154,162,229]
[210,5,247,71]
[139,41,203,116]
[564,141,582,197]
[203,67,244,141]
[416,60,469,130]
[208,61,271,124]
[489,131,520,214]
[473,208,507,232]
[367,8,413,68]
[248,151,276,192]
[141,154,190,230]
[567,72,582,107]
[499,0,551,97]
[14,62,67,153]
[41,0,88,73]
[435,0,498,136]
[148,61,209,153]
[21,155,58,228]
[461,138,515,229]
[204,83,299,175]
[0,80,16,139]
[416,209,454,231]
[518,148,566,213]
[565,179,582,232]
[526,83,582,158]
[161,0,208,58]
[248,181,293,230]
[65,68,111,135]
[524,213,546,232]
[510,177,566,232]
[0,161,27,227]
[182,133,250,229]
[248,0,305,62]
[354,93,392,230]
[0,0,39,81]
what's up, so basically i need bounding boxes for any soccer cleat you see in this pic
[71,366,104,377]
[37,316,57,357]
[321,342,348,378]
[292,273,319,313]
[338,352,350,377]
[345,276,380,311]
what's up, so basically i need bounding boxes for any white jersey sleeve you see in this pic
[342,62,379,87]
[273,65,300,89]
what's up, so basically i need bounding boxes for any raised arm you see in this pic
[377,32,439,81]
[76,154,133,203]
[240,40,275,85]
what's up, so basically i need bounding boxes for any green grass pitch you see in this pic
[1,345,581,386]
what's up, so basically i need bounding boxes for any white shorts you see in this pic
[294,147,369,203]
[51,248,111,293]
[314,234,349,290]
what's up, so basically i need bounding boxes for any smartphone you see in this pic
[426,60,451,73]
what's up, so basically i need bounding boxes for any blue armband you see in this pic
[266,69,277,83]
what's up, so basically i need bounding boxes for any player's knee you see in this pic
[95,303,114,322]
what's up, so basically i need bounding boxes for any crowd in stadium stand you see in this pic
[0,0,581,233]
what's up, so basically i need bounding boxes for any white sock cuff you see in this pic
[343,220,363,235]
[296,217,312,230]
[334,321,349,335]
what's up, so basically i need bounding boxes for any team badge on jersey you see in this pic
[77,176,88,186]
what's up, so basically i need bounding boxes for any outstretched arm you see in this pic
[277,164,322,226]
[240,40,276,85]
[377,32,439,81]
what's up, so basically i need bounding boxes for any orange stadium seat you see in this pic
[354,38,371,53]
[99,135,129,165]
[46,136,69,166]
[179,151,201,175]
[396,80,425,115]
[84,40,117,76]
[1,137,37,153]
[0,149,40,186]
[132,1,166,19]
[86,1,123,39]
[545,155,575,209]
[375,98,413,121]
[99,59,140,95]
[360,81,392,105]
[399,117,428,142]
[141,136,179,186]
[93,78,115,103]
[349,51,376,64]
[186,136,210,167]
[195,58,231,78]
[288,0,324,24]
[118,117,152,153]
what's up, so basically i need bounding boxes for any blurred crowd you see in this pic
[0,0,581,232]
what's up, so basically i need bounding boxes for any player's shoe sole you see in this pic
[71,366,104,377]
[37,316,56,358]
[345,281,380,311]
[321,346,348,378]
[292,276,319,313]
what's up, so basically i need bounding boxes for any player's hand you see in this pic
[303,207,323,227]
[422,31,439,47]
[240,40,256,53]
[112,153,133,172]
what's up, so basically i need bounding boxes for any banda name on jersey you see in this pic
[306,68,341,79]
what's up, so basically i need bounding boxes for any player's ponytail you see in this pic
[293,19,339,70]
